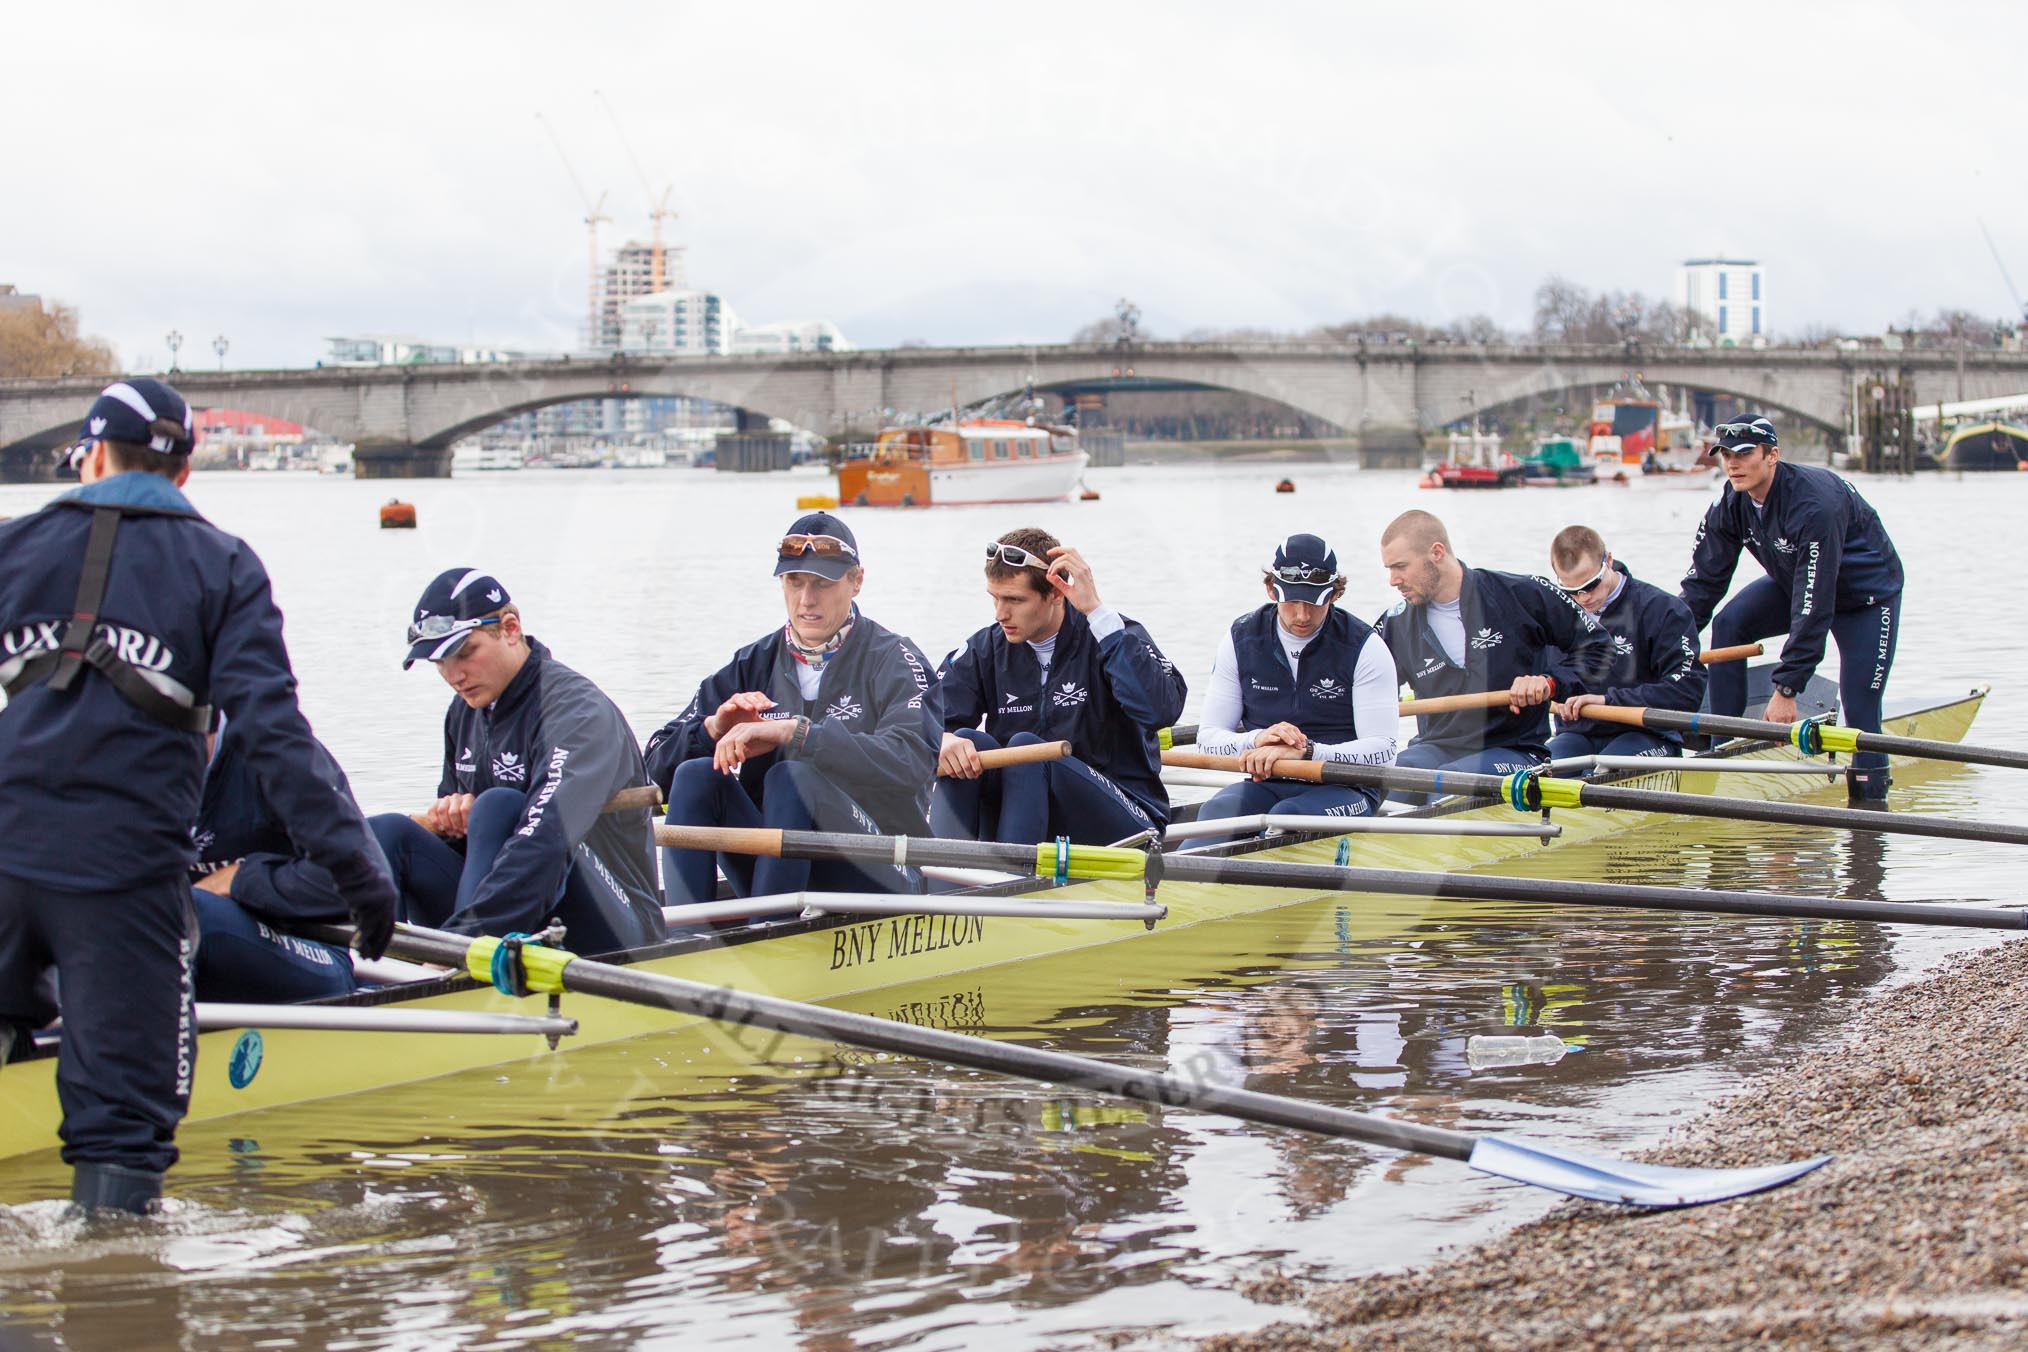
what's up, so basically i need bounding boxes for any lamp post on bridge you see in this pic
[213,335,229,371]
[165,330,183,373]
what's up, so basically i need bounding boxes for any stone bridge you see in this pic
[6,341,2024,479]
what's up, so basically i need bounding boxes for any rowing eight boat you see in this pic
[0,685,1992,1163]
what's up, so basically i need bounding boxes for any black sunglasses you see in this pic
[1557,556,1612,596]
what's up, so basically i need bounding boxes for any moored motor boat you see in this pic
[837,419,1088,507]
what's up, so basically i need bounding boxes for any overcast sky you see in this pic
[7,1,2024,370]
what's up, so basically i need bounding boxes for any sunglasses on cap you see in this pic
[779,533,858,560]
[986,542,1052,570]
[1266,562,1335,585]
[61,441,94,475]
[1714,421,1773,440]
[1557,557,1612,596]
[407,614,502,646]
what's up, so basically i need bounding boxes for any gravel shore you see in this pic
[1205,938,2028,1351]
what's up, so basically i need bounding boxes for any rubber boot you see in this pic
[69,1162,164,1217]
[1846,766,1892,807]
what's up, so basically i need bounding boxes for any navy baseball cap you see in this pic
[1712,414,1779,453]
[60,379,197,470]
[403,567,512,668]
[774,511,861,581]
[1265,533,1340,603]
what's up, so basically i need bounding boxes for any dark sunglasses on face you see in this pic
[779,533,858,560]
[986,542,1051,569]
[1558,557,1612,596]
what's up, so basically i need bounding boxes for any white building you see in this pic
[730,318,853,355]
[619,289,738,355]
[1677,259,1766,347]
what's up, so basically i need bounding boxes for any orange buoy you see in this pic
[379,499,417,529]
[1079,487,1101,501]
[1274,479,1296,494]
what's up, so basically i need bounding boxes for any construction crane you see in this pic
[1978,218,2028,327]
[536,112,612,350]
[595,89,680,293]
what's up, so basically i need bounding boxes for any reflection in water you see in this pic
[0,466,2021,1347]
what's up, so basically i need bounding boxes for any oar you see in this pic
[348,920,1829,1208]
[663,826,2028,933]
[1157,656,1761,750]
[422,742,1079,823]
[1571,705,2028,773]
[1160,750,2028,849]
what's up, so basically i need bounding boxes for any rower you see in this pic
[1191,534,1397,831]
[368,568,664,952]
[0,380,395,1216]
[933,528,1186,846]
[189,720,378,1001]
[1542,525,1706,765]
[1375,509,1614,802]
[647,512,941,906]
[1679,414,1904,802]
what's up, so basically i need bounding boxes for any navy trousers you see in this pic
[1388,740,1546,806]
[190,889,356,1003]
[932,729,1155,846]
[1192,776,1380,844]
[662,758,921,907]
[0,869,195,1173]
[369,787,653,954]
[1545,726,1677,762]
[1709,579,1899,774]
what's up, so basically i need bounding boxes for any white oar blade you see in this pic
[1467,1136,1830,1208]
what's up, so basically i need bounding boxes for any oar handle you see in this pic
[655,825,787,857]
[1160,749,1325,783]
[1549,702,1648,729]
[1399,690,1520,715]
[974,740,1071,769]
[1699,642,1763,664]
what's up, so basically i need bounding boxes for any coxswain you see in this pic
[189,720,382,1001]
[368,568,664,951]
[933,528,1187,845]
[1375,509,1614,800]
[1191,534,1397,828]
[647,512,940,905]
[1542,525,1706,763]
[1678,414,1904,801]
[0,379,395,1215]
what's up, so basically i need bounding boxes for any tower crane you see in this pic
[595,89,680,293]
[536,112,612,350]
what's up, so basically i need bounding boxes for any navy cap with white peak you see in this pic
[403,567,512,668]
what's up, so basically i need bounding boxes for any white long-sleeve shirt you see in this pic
[1196,623,1400,765]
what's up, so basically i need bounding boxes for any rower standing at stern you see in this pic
[1192,534,1397,831]
[647,513,941,907]
[369,569,664,953]
[0,380,396,1215]
[1679,415,1904,802]
[1376,509,1613,803]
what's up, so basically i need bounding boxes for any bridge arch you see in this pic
[1464,377,1844,441]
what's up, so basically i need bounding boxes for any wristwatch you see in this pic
[1773,683,1798,699]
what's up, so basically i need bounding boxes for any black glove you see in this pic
[337,856,398,961]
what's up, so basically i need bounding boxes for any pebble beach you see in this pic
[1203,937,2028,1351]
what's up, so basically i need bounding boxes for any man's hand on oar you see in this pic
[937,738,1072,780]
[341,920,1829,1209]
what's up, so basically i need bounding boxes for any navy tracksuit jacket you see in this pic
[936,605,1187,827]
[1546,563,1706,746]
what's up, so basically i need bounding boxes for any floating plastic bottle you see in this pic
[1466,1034,1568,1070]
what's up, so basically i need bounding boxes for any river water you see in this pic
[0,461,2021,1350]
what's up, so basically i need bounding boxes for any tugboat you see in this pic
[836,418,1088,507]
[1421,425,1525,489]
[1518,435,1597,487]
[1585,375,1709,476]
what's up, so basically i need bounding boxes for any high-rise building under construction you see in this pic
[594,240,688,349]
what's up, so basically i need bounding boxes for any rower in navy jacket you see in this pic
[1679,414,1904,801]
[1192,534,1398,829]
[0,380,395,1215]
[190,720,382,1002]
[933,528,1187,844]
[1541,525,1705,763]
[647,512,940,906]
[1374,510,1614,800]
[369,569,665,953]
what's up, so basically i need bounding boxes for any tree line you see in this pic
[0,295,118,378]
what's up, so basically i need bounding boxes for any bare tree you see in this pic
[0,300,118,377]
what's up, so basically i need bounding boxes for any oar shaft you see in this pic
[1159,855,2027,931]
[374,924,1475,1162]
[1607,706,2028,773]
[1699,643,1763,664]
[656,824,1044,873]
[1398,690,1514,716]
[973,740,1072,768]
